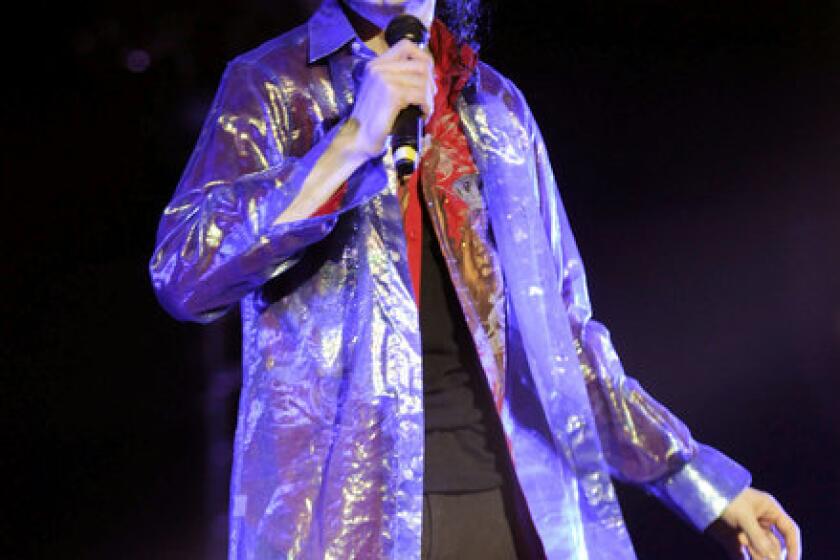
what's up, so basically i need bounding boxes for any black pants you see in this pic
[421,481,549,560]
[421,488,517,560]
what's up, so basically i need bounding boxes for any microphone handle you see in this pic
[392,105,424,179]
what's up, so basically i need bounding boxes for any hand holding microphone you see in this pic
[349,16,433,178]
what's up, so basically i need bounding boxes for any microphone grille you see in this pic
[384,14,428,47]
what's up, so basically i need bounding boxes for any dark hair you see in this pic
[435,0,489,50]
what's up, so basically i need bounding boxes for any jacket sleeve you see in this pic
[149,59,368,323]
[527,109,752,531]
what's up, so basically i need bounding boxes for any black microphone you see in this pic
[384,15,429,179]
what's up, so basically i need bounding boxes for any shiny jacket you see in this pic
[149,1,751,558]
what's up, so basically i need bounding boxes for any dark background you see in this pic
[4,0,838,558]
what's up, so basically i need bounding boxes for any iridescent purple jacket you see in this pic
[150,1,751,558]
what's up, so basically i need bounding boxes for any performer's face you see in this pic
[342,0,436,29]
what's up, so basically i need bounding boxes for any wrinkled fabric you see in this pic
[396,17,479,306]
[149,1,751,558]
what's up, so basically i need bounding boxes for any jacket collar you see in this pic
[307,0,357,63]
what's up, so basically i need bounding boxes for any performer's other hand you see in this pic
[707,487,801,560]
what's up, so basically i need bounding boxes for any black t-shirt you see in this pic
[420,194,506,493]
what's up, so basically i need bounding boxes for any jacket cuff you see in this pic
[649,444,752,531]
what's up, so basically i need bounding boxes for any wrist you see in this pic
[340,115,386,162]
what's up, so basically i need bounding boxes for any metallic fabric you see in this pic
[149,1,751,558]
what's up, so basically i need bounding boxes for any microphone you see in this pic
[384,15,429,179]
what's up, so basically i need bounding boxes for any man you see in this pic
[149,0,801,558]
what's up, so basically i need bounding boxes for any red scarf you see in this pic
[399,20,478,303]
[316,21,479,305]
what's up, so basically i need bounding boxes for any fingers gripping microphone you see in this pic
[384,15,429,179]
